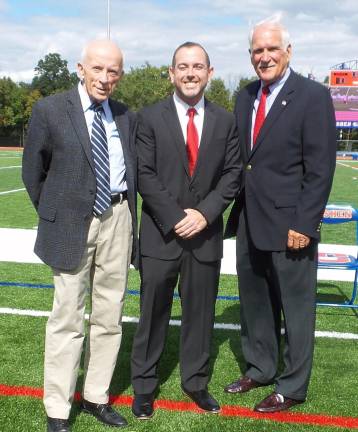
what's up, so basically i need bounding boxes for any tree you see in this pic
[24,89,42,123]
[205,78,233,111]
[232,76,257,98]
[0,77,26,128]
[113,63,173,111]
[32,53,78,96]
[0,77,31,145]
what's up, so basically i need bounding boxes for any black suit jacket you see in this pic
[22,87,138,270]
[225,71,336,250]
[137,96,241,262]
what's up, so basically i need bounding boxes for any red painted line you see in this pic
[1,384,357,429]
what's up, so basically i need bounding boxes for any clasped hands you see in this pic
[174,209,208,239]
[287,229,311,250]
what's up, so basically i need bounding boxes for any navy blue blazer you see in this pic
[225,71,336,250]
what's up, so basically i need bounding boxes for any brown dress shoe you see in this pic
[224,376,261,394]
[254,392,304,413]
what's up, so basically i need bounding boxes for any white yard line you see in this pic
[337,161,358,170]
[0,166,21,170]
[0,188,26,195]
[1,307,357,340]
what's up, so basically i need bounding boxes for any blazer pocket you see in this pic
[38,202,57,222]
[274,195,298,208]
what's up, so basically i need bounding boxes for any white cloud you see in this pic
[0,0,357,87]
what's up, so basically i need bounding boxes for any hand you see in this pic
[287,229,311,251]
[174,209,208,239]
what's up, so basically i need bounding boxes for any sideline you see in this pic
[0,384,357,428]
[1,307,357,340]
[1,228,358,279]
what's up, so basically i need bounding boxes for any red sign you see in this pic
[318,253,352,264]
[330,70,358,87]
[323,209,353,219]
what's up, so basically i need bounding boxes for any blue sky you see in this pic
[1,0,357,87]
[4,0,82,19]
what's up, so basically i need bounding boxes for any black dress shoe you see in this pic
[254,392,304,413]
[81,399,128,427]
[132,393,155,419]
[224,376,262,394]
[182,387,220,413]
[47,417,70,432]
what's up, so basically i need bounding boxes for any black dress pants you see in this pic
[131,249,220,394]
[237,210,317,400]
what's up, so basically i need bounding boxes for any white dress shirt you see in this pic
[78,83,127,193]
[250,67,291,148]
[173,92,205,146]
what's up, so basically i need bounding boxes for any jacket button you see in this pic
[246,164,252,171]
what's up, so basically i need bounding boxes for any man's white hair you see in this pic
[248,12,290,51]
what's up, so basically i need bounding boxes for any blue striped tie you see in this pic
[90,103,111,215]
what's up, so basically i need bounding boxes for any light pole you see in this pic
[107,0,111,39]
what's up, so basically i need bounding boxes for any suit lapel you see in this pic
[111,101,135,185]
[249,72,297,159]
[191,99,215,181]
[162,97,190,177]
[111,100,129,151]
[245,85,259,160]
[66,88,95,173]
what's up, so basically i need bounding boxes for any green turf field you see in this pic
[0,149,357,431]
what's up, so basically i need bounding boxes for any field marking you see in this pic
[337,161,358,170]
[0,156,22,158]
[0,384,357,428]
[0,166,21,170]
[0,188,25,195]
[1,307,357,340]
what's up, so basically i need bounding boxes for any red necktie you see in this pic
[253,86,270,146]
[186,108,199,176]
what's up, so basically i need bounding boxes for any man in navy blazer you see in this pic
[23,40,137,432]
[224,17,336,412]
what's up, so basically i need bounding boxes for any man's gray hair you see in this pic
[249,13,290,51]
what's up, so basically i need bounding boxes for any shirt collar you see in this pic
[77,82,111,119]
[261,67,291,94]
[173,92,205,117]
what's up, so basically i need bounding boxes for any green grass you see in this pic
[0,150,358,431]
[1,153,358,241]
[0,292,357,432]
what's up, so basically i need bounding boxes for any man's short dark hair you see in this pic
[171,42,211,67]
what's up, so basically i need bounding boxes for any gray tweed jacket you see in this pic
[22,86,138,271]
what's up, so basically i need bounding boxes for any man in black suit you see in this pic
[22,40,137,431]
[224,18,336,412]
[131,42,241,418]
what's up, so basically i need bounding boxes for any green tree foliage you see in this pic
[233,76,257,98]
[205,78,233,111]
[24,89,42,123]
[0,77,26,128]
[113,63,173,111]
[31,53,77,96]
[0,78,43,144]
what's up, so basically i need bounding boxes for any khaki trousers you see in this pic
[43,200,132,419]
